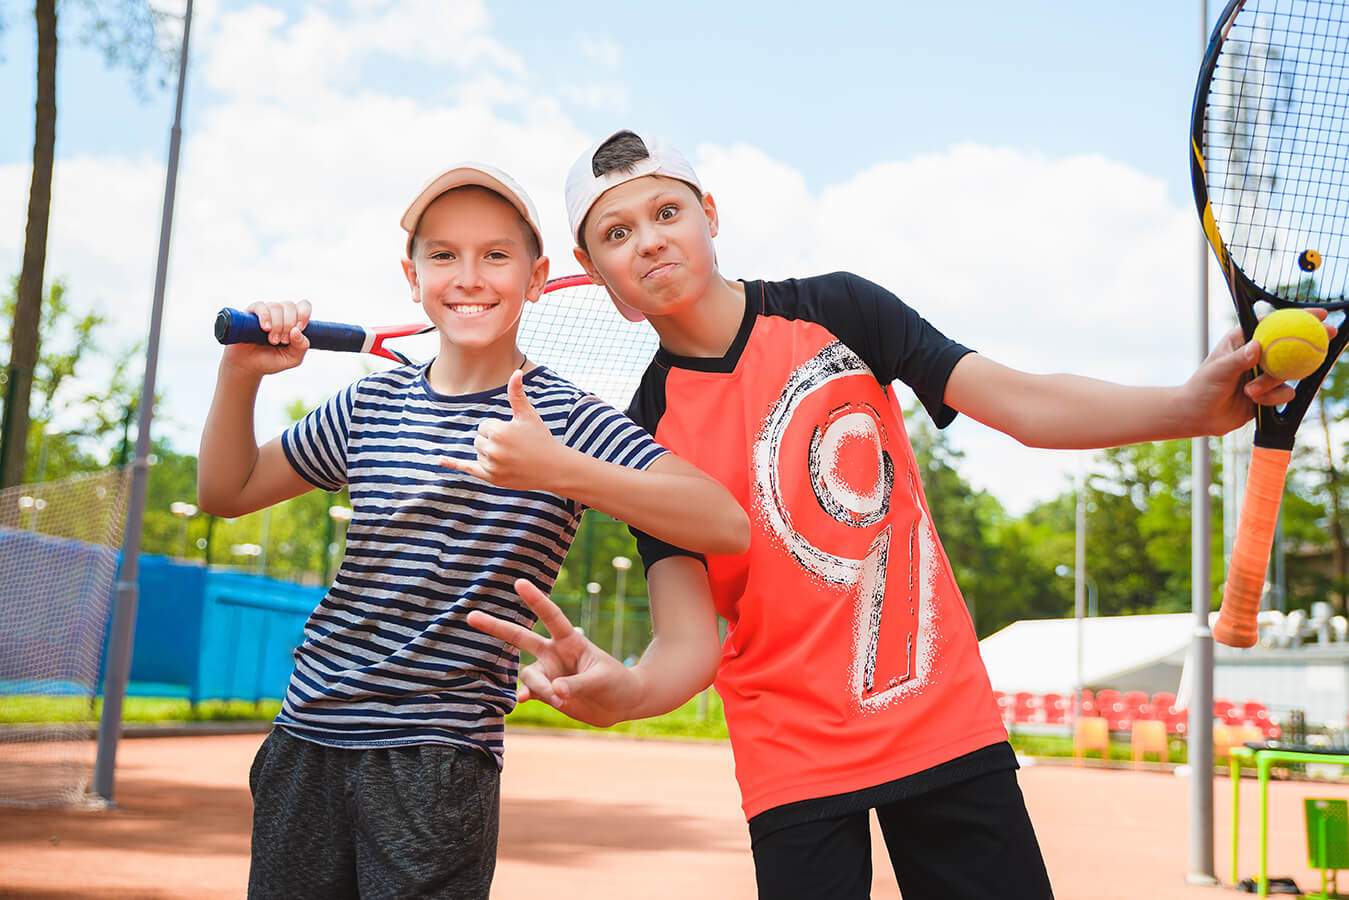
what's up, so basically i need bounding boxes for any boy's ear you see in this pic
[573,247,646,323]
[572,246,601,285]
[525,255,550,304]
[702,192,720,239]
[400,257,422,305]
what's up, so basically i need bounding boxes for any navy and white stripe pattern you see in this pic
[277,362,666,765]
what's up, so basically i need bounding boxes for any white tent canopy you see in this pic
[977,614,1193,697]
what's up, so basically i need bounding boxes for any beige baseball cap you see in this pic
[565,130,703,244]
[400,162,544,258]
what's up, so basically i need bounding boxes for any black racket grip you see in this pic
[214,308,367,353]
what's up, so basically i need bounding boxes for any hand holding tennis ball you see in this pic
[1253,308,1329,382]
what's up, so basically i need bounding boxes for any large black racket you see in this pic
[1191,0,1349,647]
[213,274,658,409]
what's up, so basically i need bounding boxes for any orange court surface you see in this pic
[0,728,1345,899]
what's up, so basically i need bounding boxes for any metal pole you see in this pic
[612,563,628,660]
[1074,462,1087,721]
[1188,0,1217,883]
[93,0,193,802]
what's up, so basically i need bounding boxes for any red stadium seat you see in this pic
[1150,692,1187,735]
[1214,698,1243,726]
[1242,700,1271,724]
[993,691,1013,727]
[1094,689,1131,730]
[1123,690,1153,721]
[1012,691,1039,724]
[1041,692,1069,725]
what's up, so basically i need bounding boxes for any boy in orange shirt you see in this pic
[470,131,1318,899]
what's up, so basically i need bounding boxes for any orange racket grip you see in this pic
[1215,446,1291,648]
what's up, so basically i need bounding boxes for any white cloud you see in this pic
[699,141,1212,513]
[1,2,1219,517]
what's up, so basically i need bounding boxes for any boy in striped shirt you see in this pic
[198,162,747,899]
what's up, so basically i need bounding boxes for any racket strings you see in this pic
[516,282,660,410]
[1204,0,1349,303]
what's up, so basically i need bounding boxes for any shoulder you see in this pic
[751,272,914,336]
[757,271,896,311]
[521,365,589,411]
[342,363,424,402]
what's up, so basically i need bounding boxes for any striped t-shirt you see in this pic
[277,361,666,765]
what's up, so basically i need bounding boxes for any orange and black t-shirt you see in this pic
[628,273,1012,822]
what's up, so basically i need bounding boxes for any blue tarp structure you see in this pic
[113,557,325,702]
[0,528,324,704]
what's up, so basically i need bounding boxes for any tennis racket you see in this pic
[213,274,659,409]
[1191,0,1349,647]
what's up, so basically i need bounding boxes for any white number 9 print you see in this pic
[753,342,938,713]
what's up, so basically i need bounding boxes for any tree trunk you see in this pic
[2,0,58,488]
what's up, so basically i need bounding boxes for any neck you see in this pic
[648,275,745,358]
[426,342,525,396]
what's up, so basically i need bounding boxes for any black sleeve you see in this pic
[791,272,973,428]
[620,365,707,573]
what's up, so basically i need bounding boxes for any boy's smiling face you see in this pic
[402,186,548,354]
[575,175,719,321]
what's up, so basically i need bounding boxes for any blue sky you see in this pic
[0,0,1238,513]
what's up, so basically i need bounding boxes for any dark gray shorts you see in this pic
[247,727,500,900]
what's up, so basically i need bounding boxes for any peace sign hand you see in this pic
[466,578,641,727]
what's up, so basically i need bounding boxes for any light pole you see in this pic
[17,494,46,531]
[1055,563,1097,723]
[611,556,631,661]
[584,581,601,638]
[94,0,195,801]
[1054,565,1097,617]
[170,501,197,559]
[231,542,262,572]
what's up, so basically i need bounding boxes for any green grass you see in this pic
[0,695,282,725]
[1007,731,1188,764]
[506,690,730,740]
[1,693,1190,764]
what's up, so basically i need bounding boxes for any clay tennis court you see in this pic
[0,728,1342,898]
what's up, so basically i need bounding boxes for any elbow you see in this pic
[692,638,720,694]
[712,499,755,555]
[716,505,752,556]
[196,485,241,519]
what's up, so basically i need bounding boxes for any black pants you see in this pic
[247,728,500,900]
[750,768,1053,900]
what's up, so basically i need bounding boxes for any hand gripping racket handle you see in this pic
[1214,446,1292,648]
[214,308,369,354]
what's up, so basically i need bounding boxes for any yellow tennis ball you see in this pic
[1253,308,1328,382]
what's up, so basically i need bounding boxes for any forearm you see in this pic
[621,638,719,719]
[944,351,1253,450]
[964,371,1193,449]
[549,451,750,555]
[198,364,266,515]
[619,556,721,720]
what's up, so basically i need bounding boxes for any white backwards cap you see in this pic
[565,130,702,244]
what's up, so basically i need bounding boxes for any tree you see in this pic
[0,0,174,487]
[906,407,1060,637]
[0,275,143,479]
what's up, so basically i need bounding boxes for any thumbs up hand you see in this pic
[439,369,564,491]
